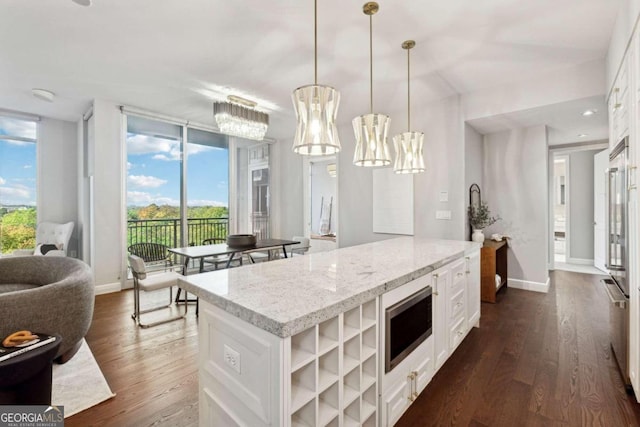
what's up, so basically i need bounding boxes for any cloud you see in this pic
[127,133,217,161]
[127,162,133,170]
[126,191,179,206]
[0,117,36,140]
[128,174,167,188]
[23,164,32,169]
[188,199,227,207]
[127,134,178,155]
[0,177,5,185]
[0,185,31,203]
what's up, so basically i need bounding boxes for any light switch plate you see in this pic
[439,191,449,202]
[436,210,452,220]
[224,344,241,374]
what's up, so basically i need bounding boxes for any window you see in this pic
[0,116,37,254]
[125,115,230,250]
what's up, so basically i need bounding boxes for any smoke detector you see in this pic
[32,89,55,102]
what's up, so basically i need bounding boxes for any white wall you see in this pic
[568,149,600,261]
[272,136,304,241]
[464,124,484,241]
[38,117,79,255]
[483,126,549,288]
[414,95,466,240]
[91,99,124,288]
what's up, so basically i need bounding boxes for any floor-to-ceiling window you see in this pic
[0,115,37,254]
[125,115,230,251]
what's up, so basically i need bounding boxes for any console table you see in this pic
[480,239,508,303]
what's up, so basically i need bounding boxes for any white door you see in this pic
[594,149,608,272]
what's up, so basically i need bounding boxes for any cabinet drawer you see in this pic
[448,288,466,321]
[449,315,467,351]
[383,377,410,427]
[449,259,466,293]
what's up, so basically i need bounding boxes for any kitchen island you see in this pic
[178,237,481,426]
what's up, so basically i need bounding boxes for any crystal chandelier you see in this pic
[214,95,269,141]
[353,2,391,167]
[292,0,341,156]
[393,40,424,174]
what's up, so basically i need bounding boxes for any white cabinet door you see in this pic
[382,376,411,427]
[413,337,434,395]
[466,250,481,328]
[432,265,450,370]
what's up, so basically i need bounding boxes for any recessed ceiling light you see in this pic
[578,133,588,138]
[72,0,92,6]
[582,109,597,116]
[32,88,55,102]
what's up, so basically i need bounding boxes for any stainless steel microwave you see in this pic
[385,286,432,372]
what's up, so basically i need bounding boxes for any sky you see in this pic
[0,116,229,208]
[126,133,229,207]
[0,117,37,207]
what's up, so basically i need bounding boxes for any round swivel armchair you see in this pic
[0,256,94,363]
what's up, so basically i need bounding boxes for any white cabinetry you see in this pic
[466,251,481,328]
[610,54,630,149]
[432,265,450,370]
[289,300,379,427]
[380,274,435,427]
[446,259,467,353]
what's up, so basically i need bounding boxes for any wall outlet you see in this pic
[436,210,452,220]
[223,344,241,374]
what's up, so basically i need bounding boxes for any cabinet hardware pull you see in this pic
[465,256,470,260]
[465,270,470,274]
[456,272,464,277]
[412,392,419,399]
[433,273,439,278]
[629,185,637,191]
[433,291,439,296]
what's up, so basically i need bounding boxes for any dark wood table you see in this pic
[169,238,301,275]
[0,334,62,405]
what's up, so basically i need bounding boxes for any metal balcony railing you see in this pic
[127,217,230,248]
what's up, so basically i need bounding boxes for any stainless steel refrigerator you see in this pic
[604,136,631,390]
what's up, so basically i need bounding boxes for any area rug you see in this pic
[52,339,116,417]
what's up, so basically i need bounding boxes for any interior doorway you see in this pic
[303,157,337,253]
[553,156,569,263]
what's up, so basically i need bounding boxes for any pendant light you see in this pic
[352,2,391,167]
[393,40,425,174]
[292,0,341,156]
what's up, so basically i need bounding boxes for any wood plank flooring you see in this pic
[68,270,640,426]
[397,270,640,427]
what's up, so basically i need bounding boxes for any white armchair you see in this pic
[12,221,74,257]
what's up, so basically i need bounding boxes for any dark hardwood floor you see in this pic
[398,270,640,427]
[69,270,640,426]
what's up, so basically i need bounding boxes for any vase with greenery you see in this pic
[468,202,500,242]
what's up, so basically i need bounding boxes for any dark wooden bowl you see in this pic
[226,234,257,249]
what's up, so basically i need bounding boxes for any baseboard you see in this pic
[95,281,121,295]
[567,257,594,266]
[508,277,550,293]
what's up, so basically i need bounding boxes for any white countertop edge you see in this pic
[178,244,479,338]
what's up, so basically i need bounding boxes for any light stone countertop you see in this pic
[178,237,481,338]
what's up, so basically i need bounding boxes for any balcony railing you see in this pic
[127,217,230,248]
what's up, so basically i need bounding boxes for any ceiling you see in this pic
[0,0,621,140]
[467,95,609,145]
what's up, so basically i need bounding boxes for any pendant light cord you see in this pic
[314,0,318,85]
[407,46,411,131]
[369,14,373,113]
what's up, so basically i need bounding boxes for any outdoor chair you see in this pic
[128,254,187,328]
[128,242,173,272]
